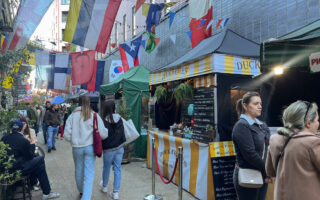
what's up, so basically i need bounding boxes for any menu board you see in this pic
[192,86,214,142]
[210,142,237,200]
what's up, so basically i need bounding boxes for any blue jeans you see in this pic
[73,145,96,200]
[42,122,47,143]
[102,147,124,192]
[47,126,59,149]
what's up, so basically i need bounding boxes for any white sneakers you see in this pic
[110,191,119,200]
[99,180,119,199]
[99,180,108,193]
[42,192,60,200]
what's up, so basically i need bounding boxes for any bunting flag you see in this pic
[169,11,175,28]
[110,43,116,48]
[109,60,123,83]
[145,32,159,54]
[170,34,176,44]
[63,0,122,53]
[189,0,212,20]
[189,6,213,48]
[119,36,142,72]
[146,3,165,33]
[70,50,96,85]
[216,19,223,30]
[142,4,150,17]
[135,0,146,12]
[164,2,178,9]
[53,53,70,90]
[7,0,53,50]
[219,18,230,28]
[81,60,105,91]
[141,40,146,48]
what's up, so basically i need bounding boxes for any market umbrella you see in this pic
[51,95,65,104]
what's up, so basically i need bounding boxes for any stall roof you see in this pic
[261,19,320,72]
[155,29,260,72]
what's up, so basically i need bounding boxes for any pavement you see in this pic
[29,133,198,200]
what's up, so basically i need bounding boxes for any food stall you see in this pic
[147,29,265,199]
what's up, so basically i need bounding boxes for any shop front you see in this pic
[147,30,265,199]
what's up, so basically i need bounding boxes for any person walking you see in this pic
[266,101,320,200]
[41,102,51,144]
[232,92,271,200]
[64,96,108,200]
[57,105,65,140]
[44,103,60,153]
[99,100,126,200]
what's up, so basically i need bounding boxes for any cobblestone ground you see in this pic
[28,133,198,200]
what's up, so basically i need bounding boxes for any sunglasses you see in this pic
[303,101,312,123]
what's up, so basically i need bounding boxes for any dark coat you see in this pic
[44,108,60,127]
[232,118,270,177]
[102,118,126,151]
[1,132,35,170]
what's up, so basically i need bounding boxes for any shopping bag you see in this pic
[93,113,102,157]
[122,118,140,144]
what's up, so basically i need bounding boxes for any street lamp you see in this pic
[273,66,284,75]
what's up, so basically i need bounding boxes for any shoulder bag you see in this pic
[122,118,140,145]
[93,113,102,157]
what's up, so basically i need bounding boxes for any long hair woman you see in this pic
[232,92,271,200]
[64,96,108,200]
[99,100,126,200]
[266,101,320,200]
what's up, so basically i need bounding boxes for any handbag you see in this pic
[122,118,140,144]
[93,113,102,157]
[238,142,265,188]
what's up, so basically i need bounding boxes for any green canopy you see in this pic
[261,19,320,72]
[100,66,150,157]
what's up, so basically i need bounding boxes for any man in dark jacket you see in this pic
[41,101,51,144]
[1,120,60,199]
[44,103,60,153]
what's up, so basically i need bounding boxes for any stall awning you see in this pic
[261,19,320,72]
[150,29,261,85]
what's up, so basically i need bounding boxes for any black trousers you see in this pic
[233,168,268,200]
[42,123,48,144]
[22,156,51,195]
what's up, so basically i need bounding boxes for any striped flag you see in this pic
[7,0,53,50]
[119,36,142,72]
[81,60,105,91]
[63,0,122,53]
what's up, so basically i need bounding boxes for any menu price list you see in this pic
[211,156,237,200]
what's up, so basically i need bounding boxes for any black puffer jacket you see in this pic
[44,108,60,127]
[102,114,126,151]
[232,118,270,177]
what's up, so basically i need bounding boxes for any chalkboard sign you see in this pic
[210,142,237,200]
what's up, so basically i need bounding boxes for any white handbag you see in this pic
[122,118,140,144]
[238,143,265,188]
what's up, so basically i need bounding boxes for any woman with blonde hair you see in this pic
[64,96,108,200]
[266,100,320,200]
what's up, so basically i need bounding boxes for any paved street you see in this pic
[30,133,198,200]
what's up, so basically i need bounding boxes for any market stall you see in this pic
[147,29,265,199]
[100,66,150,157]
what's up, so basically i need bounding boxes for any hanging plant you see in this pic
[173,82,193,104]
[154,85,167,102]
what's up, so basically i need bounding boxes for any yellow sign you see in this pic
[209,141,236,158]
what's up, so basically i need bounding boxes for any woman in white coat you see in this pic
[64,96,108,200]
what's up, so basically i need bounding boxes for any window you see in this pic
[123,14,126,41]
[62,46,67,52]
[62,11,68,23]
[132,6,136,36]
[62,29,65,39]
[61,0,70,5]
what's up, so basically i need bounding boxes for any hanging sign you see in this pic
[109,60,124,83]
[309,52,320,73]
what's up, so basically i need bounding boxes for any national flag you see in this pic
[63,0,122,53]
[70,50,96,85]
[135,0,146,12]
[35,49,50,66]
[189,6,213,48]
[146,3,165,33]
[81,61,105,91]
[1,33,8,53]
[7,0,53,50]
[109,60,123,83]
[53,53,70,90]
[142,4,150,17]
[189,0,212,20]
[119,36,142,72]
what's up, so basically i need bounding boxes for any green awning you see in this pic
[261,19,320,72]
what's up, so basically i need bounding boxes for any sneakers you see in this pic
[42,192,60,200]
[52,146,56,151]
[109,191,119,200]
[99,180,108,193]
[48,148,51,153]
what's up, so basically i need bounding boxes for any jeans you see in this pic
[102,147,124,192]
[47,126,59,149]
[233,167,268,200]
[73,145,96,200]
[42,123,47,144]
[22,156,51,195]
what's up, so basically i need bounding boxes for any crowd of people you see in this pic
[1,97,126,200]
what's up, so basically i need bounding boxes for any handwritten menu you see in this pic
[192,86,214,143]
[210,142,237,200]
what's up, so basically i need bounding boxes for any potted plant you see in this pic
[154,85,167,102]
[172,82,193,104]
[0,141,21,199]
[206,124,216,140]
